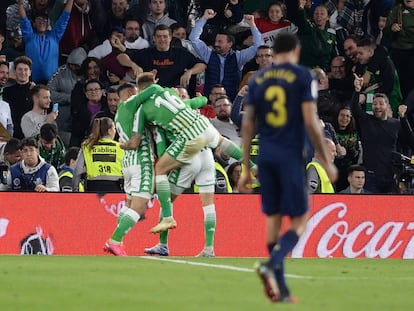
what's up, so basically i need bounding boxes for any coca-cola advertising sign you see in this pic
[293,195,414,259]
[0,193,413,258]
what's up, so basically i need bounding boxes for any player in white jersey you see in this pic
[145,93,217,257]
[104,83,155,256]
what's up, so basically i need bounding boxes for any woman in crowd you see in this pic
[72,117,123,192]
[70,74,109,146]
[332,106,361,192]
[227,161,242,193]
[252,1,298,47]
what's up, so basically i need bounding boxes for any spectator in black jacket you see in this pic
[3,56,34,139]
[353,75,402,193]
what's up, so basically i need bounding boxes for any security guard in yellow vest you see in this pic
[241,136,260,192]
[59,147,85,192]
[307,138,336,193]
[72,118,124,192]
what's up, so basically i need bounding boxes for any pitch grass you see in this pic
[1,256,413,311]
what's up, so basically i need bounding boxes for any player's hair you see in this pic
[82,117,114,150]
[272,33,299,53]
[117,82,136,96]
[347,164,366,176]
[136,72,155,90]
[63,147,80,165]
[40,123,58,142]
[4,138,21,154]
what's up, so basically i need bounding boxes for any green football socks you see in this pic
[156,175,173,218]
[110,208,140,243]
[203,204,216,247]
[220,138,256,168]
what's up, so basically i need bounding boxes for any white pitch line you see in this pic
[138,256,414,281]
[139,256,312,279]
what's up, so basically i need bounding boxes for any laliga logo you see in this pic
[100,197,126,217]
[292,202,414,259]
[100,195,157,217]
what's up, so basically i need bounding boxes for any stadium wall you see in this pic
[1,193,414,258]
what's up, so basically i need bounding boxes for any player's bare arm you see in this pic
[120,133,142,150]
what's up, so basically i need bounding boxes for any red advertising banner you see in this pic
[0,193,413,258]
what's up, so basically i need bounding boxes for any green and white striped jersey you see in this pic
[131,84,210,141]
[115,96,153,168]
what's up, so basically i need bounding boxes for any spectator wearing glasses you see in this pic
[70,79,108,146]
[240,45,273,88]
[199,84,226,118]
[210,95,241,147]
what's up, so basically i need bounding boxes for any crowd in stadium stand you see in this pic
[1,0,414,194]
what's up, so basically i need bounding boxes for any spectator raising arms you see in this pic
[296,0,338,72]
[17,0,74,83]
[240,1,298,47]
[189,11,263,101]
